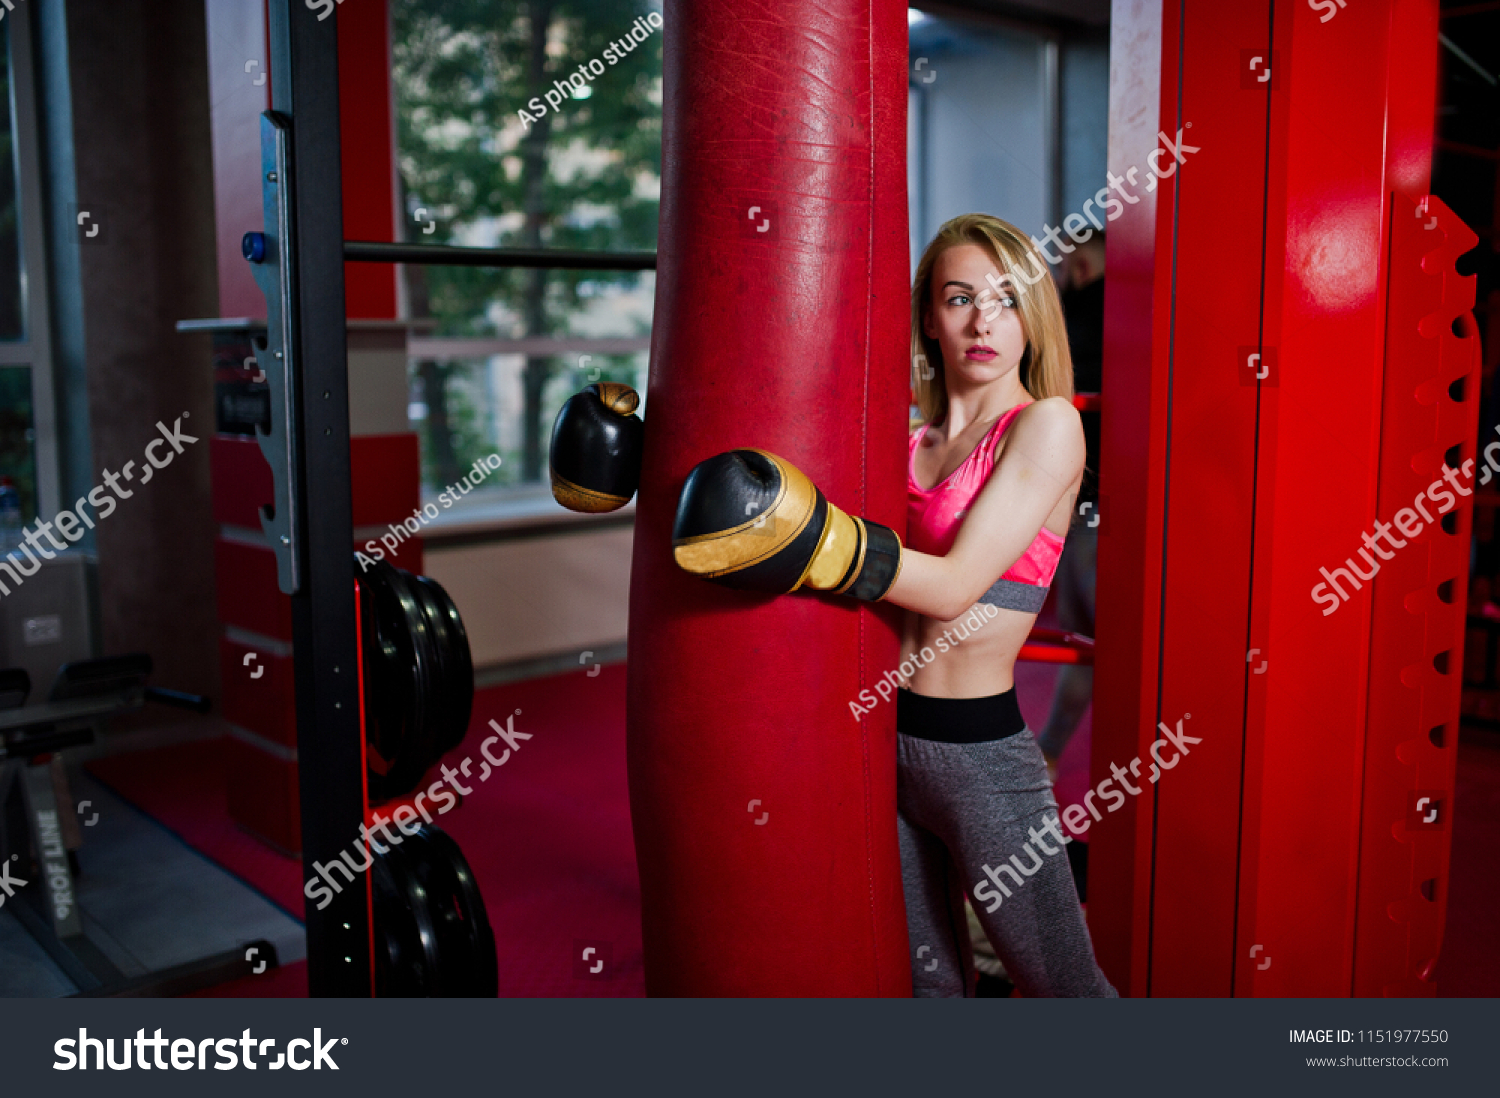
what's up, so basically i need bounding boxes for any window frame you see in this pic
[0,2,60,522]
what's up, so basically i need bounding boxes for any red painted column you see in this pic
[1094,0,1463,996]
[626,0,911,995]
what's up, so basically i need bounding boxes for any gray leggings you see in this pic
[897,730,1117,997]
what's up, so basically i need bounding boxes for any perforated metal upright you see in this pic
[1092,0,1474,997]
[1353,195,1479,996]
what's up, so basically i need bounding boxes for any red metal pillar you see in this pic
[1094,0,1468,996]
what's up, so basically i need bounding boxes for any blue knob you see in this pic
[242,232,267,263]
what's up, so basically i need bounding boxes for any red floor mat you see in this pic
[86,658,1496,997]
[88,662,643,997]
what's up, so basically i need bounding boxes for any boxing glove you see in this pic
[672,449,903,600]
[548,383,645,513]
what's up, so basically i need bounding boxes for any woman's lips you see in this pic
[965,346,997,361]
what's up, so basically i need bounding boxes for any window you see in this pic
[0,5,56,526]
[391,0,663,502]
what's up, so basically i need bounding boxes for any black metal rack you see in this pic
[344,241,655,270]
[257,1,657,996]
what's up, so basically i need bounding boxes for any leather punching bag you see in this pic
[627,0,912,995]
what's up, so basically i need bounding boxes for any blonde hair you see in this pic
[910,213,1074,426]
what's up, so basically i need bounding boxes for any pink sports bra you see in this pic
[907,401,1066,614]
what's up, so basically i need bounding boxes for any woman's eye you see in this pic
[948,294,972,307]
[1000,295,1017,308]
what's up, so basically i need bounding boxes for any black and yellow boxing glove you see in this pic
[672,449,903,601]
[548,383,645,513]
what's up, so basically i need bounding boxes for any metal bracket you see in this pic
[245,111,301,594]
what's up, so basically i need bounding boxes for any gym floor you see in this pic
[5,641,1495,998]
[0,768,304,996]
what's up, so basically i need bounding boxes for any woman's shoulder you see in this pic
[1012,396,1083,437]
[991,397,1084,466]
[1019,394,1081,419]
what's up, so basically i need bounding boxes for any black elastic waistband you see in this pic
[896,687,1026,743]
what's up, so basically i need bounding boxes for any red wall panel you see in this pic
[220,635,296,748]
[207,0,398,320]
[338,0,399,319]
[215,538,294,642]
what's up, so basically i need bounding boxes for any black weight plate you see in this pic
[357,565,403,794]
[364,561,426,804]
[371,835,442,997]
[404,573,469,757]
[358,559,427,801]
[403,573,455,758]
[406,825,497,997]
[411,574,473,755]
[387,567,443,781]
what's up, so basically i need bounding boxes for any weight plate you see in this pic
[358,558,477,801]
[387,567,443,780]
[411,574,473,755]
[404,573,455,759]
[371,834,441,996]
[372,824,496,997]
[405,825,497,997]
[358,559,427,801]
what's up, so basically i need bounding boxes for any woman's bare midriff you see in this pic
[898,601,1037,698]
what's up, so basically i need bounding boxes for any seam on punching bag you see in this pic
[858,0,880,996]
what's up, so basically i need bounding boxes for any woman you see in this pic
[893,213,1114,997]
[663,214,1114,997]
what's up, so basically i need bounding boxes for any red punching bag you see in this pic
[627,0,912,995]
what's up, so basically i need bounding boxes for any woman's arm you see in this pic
[885,398,1084,621]
[896,607,920,685]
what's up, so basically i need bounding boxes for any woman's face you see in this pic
[922,243,1028,391]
